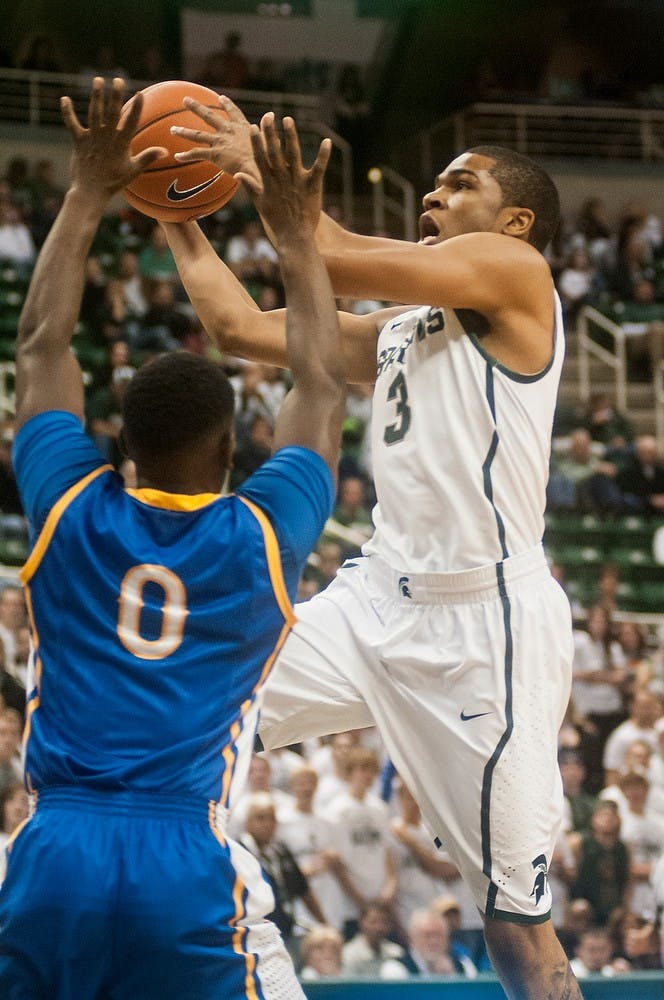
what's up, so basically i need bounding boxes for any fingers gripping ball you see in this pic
[121,80,238,222]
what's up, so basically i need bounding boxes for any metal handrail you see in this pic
[577,305,628,411]
[0,67,354,227]
[420,100,664,173]
[0,68,323,122]
[368,164,417,242]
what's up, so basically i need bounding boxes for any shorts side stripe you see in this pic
[482,363,508,560]
[480,562,514,917]
[229,873,262,1000]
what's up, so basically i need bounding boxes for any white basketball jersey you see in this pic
[363,295,565,572]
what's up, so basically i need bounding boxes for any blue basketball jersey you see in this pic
[13,411,334,809]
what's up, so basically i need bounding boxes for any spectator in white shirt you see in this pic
[616,770,664,919]
[278,764,354,931]
[228,753,294,839]
[603,690,663,787]
[0,199,35,266]
[325,747,397,936]
[341,902,405,978]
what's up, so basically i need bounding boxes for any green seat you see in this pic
[609,549,663,585]
[559,546,605,588]
[72,341,108,374]
[0,313,20,338]
[546,514,614,554]
[608,515,654,552]
[0,515,29,567]
[0,339,15,361]
[559,545,604,566]
[636,582,664,612]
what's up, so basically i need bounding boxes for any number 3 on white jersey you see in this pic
[117,564,188,660]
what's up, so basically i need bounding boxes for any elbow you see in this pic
[16,314,40,357]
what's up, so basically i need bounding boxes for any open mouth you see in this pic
[418,214,440,242]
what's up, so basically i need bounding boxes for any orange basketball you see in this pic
[122,80,239,223]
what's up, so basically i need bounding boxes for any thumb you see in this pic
[133,146,169,172]
[234,171,263,198]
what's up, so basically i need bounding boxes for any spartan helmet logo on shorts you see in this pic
[529,854,549,905]
[398,576,412,599]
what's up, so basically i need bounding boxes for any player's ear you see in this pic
[218,426,235,475]
[499,206,535,240]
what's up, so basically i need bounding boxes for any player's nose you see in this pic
[422,188,445,210]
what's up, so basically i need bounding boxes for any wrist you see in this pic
[276,232,318,257]
[65,185,109,219]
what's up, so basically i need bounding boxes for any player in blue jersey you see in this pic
[0,78,344,1000]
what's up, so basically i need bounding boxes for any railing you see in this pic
[420,101,664,176]
[367,164,417,242]
[0,67,354,224]
[0,67,325,128]
[577,305,628,411]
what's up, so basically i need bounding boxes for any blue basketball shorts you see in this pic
[0,787,305,1000]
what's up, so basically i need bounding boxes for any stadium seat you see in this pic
[0,283,23,338]
[636,582,664,612]
[0,514,29,567]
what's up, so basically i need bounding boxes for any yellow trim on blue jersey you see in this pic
[124,487,221,511]
[20,464,112,585]
[236,496,296,626]
[217,498,296,811]
[230,871,259,1000]
[221,720,241,808]
[207,799,226,848]
[219,620,292,811]
[21,585,42,751]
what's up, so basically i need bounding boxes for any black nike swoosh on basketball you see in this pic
[460,710,492,721]
[166,172,224,202]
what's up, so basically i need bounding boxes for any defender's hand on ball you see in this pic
[237,113,331,245]
[172,94,259,184]
[61,77,167,206]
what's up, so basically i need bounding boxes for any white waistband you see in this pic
[363,543,551,604]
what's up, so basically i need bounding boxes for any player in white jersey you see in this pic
[164,101,581,1000]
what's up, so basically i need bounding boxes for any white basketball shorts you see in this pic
[259,543,574,924]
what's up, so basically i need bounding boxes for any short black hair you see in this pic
[467,145,560,252]
[122,351,235,457]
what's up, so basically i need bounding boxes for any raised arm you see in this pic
[173,96,554,374]
[15,78,165,430]
[162,220,397,383]
[235,115,345,476]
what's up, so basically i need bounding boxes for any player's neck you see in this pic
[134,457,226,496]
[134,473,222,495]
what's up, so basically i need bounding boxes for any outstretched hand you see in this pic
[236,113,331,244]
[171,94,258,182]
[61,77,167,205]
